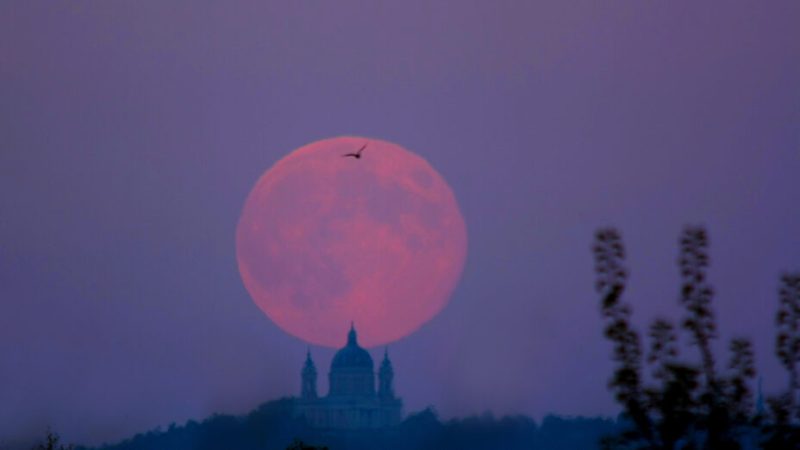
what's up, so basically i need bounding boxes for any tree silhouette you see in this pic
[31,430,73,450]
[676,227,743,449]
[645,318,701,449]
[775,273,800,414]
[592,229,652,447]
[678,227,717,386]
[727,338,755,422]
[762,273,800,448]
[592,227,764,449]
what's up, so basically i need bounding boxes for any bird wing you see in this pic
[343,143,367,158]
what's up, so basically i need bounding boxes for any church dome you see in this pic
[331,324,374,370]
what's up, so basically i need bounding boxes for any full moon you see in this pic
[236,136,467,348]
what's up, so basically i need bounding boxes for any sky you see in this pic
[1,1,799,446]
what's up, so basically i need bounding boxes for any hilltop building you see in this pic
[293,324,403,429]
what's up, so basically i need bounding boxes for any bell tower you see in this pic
[301,350,318,399]
[378,348,395,399]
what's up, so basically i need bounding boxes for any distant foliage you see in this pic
[285,439,328,450]
[31,430,74,450]
[592,227,800,449]
[76,400,621,450]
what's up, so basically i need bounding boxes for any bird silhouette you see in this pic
[343,143,367,159]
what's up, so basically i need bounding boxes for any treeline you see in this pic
[71,399,620,450]
[593,226,800,449]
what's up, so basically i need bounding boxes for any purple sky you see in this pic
[1,1,799,446]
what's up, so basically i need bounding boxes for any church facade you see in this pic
[293,325,403,429]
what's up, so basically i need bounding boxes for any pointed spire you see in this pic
[347,321,358,346]
[380,347,393,372]
[382,347,392,365]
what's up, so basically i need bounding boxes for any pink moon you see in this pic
[235,136,467,348]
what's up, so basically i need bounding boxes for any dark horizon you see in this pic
[1,1,799,447]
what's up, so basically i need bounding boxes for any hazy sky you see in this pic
[1,1,799,446]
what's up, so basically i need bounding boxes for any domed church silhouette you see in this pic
[293,323,403,429]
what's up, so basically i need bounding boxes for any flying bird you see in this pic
[343,143,367,159]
